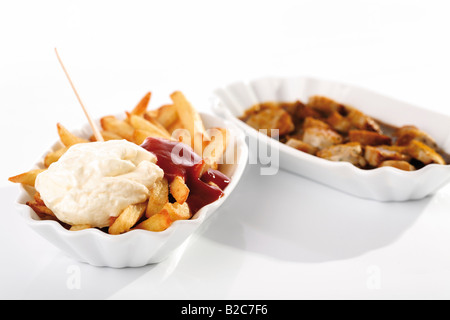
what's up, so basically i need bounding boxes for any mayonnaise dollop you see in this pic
[35,140,164,228]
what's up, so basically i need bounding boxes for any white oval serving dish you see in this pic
[14,112,248,268]
[213,76,450,201]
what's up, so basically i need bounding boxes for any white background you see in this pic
[1,0,450,299]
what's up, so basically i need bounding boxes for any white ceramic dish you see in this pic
[213,76,450,201]
[14,112,248,268]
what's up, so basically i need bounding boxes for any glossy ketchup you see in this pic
[141,137,230,213]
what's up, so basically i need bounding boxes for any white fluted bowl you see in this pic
[213,76,450,201]
[14,112,248,268]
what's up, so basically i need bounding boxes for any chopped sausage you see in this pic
[317,142,366,167]
[348,130,392,146]
[302,127,343,150]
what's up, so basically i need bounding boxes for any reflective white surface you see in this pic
[2,0,450,300]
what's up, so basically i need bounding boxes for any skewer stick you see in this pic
[54,48,104,142]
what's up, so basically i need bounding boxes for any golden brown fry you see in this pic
[171,127,193,147]
[70,224,92,231]
[146,178,169,218]
[167,118,184,135]
[131,92,152,116]
[44,147,69,167]
[27,194,55,217]
[170,91,209,140]
[161,202,191,221]
[90,130,123,142]
[134,210,172,232]
[128,114,172,140]
[100,116,135,141]
[143,112,171,136]
[57,123,88,147]
[132,129,152,145]
[169,176,190,204]
[8,169,46,187]
[202,128,229,169]
[108,202,147,235]
[152,104,178,129]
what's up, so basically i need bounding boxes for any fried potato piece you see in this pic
[44,147,69,167]
[166,118,184,134]
[317,142,367,167]
[348,130,392,146]
[171,91,209,141]
[302,127,343,150]
[90,130,123,142]
[128,114,172,140]
[380,160,415,171]
[395,125,438,149]
[134,210,172,232]
[285,138,317,155]
[132,129,151,145]
[109,202,147,235]
[8,169,46,187]
[364,145,410,167]
[146,178,169,218]
[27,192,55,218]
[143,112,171,136]
[151,104,179,129]
[171,127,193,147]
[56,123,88,147]
[202,128,229,169]
[100,116,135,141]
[170,176,190,204]
[406,140,445,165]
[131,92,151,116]
[161,202,191,221]
[245,108,295,138]
[70,224,92,231]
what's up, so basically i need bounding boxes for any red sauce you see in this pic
[141,137,230,213]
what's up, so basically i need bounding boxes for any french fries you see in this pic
[8,169,45,187]
[9,90,230,235]
[100,116,135,141]
[44,147,69,167]
[90,130,123,142]
[57,123,89,147]
[146,178,169,218]
[151,104,179,130]
[130,92,151,116]
[162,202,191,221]
[70,224,92,231]
[135,210,172,232]
[202,128,230,170]
[109,202,147,235]
[26,192,55,219]
[169,176,190,204]
[171,91,209,144]
[128,114,172,140]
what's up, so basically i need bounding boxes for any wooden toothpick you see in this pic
[54,48,104,142]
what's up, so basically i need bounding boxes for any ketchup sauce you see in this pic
[141,137,230,213]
